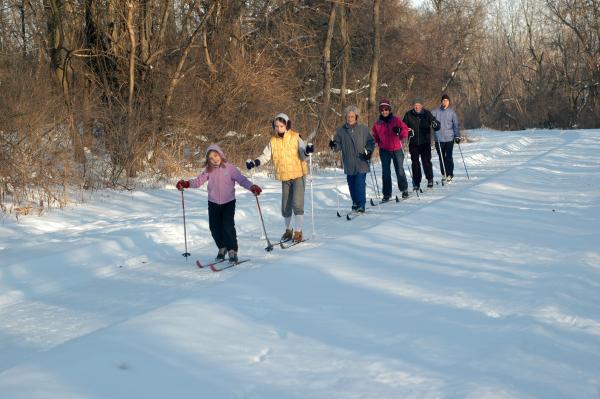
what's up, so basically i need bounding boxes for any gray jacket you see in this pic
[431,106,460,142]
[332,123,375,175]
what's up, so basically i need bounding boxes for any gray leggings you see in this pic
[281,177,305,217]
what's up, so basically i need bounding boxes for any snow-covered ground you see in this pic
[1,129,599,398]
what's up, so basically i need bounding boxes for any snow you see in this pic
[1,129,599,398]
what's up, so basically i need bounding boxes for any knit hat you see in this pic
[441,93,450,102]
[273,112,291,130]
[205,143,225,158]
[343,105,360,118]
[413,96,424,105]
[378,99,391,111]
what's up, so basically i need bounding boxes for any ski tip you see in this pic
[370,199,375,206]
[210,264,218,272]
[337,211,342,217]
[395,195,400,202]
[346,214,351,220]
[196,260,203,268]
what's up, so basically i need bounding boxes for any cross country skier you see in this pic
[431,94,461,182]
[176,144,262,264]
[329,105,375,213]
[246,113,313,244]
[402,97,440,190]
[371,99,410,201]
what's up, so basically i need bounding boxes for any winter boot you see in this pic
[402,191,409,199]
[382,196,391,202]
[356,206,365,213]
[447,175,453,182]
[351,203,359,211]
[228,249,238,264]
[413,184,420,192]
[427,179,433,188]
[292,230,303,243]
[216,247,227,261]
[281,228,293,242]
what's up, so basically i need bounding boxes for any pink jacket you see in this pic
[371,114,409,151]
[189,145,254,205]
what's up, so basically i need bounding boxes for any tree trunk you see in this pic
[368,0,381,126]
[313,1,337,141]
[339,2,350,119]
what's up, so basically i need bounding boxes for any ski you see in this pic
[280,239,308,249]
[370,195,400,206]
[210,259,250,272]
[265,237,292,251]
[196,258,227,269]
[346,211,366,220]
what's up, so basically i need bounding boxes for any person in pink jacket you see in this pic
[176,144,262,263]
[371,99,410,201]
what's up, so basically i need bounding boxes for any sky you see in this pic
[1,128,599,398]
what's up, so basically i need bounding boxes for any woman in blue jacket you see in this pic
[431,94,461,181]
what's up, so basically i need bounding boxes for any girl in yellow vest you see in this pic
[246,113,314,244]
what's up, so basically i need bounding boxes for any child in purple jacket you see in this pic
[177,144,262,263]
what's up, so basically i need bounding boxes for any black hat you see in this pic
[441,93,450,102]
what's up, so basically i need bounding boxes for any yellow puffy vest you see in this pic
[270,130,308,181]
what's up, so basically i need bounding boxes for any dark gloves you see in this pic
[431,119,440,131]
[329,139,336,150]
[408,128,415,138]
[392,126,401,136]
[246,159,261,170]
[305,143,314,155]
[359,148,372,161]
[176,180,190,191]
[454,137,461,144]
[249,185,262,196]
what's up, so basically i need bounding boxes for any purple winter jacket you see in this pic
[189,144,254,204]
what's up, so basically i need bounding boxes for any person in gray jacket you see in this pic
[431,93,461,181]
[329,105,375,213]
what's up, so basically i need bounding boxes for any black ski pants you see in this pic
[435,141,455,178]
[208,199,238,252]
[408,142,433,187]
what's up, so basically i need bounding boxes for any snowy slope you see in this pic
[1,129,599,398]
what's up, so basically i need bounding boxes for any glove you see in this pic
[249,185,262,196]
[359,148,372,161]
[246,159,260,170]
[431,119,440,131]
[176,180,190,191]
[408,128,415,138]
[329,139,336,150]
[454,137,461,144]
[392,126,401,136]
[305,143,314,155]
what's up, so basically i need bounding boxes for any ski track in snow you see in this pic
[1,129,600,398]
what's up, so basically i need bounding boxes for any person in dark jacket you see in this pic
[403,98,440,190]
[330,105,375,212]
[371,99,410,201]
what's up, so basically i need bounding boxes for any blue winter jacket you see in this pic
[431,106,460,142]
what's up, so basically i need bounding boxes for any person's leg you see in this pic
[421,143,434,182]
[346,174,357,208]
[444,141,455,177]
[221,200,238,252]
[291,177,306,242]
[379,149,392,199]
[392,150,408,192]
[355,173,367,210]
[208,201,225,255]
[409,144,422,188]
[281,181,294,240]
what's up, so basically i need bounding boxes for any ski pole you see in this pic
[403,135,419,199]
[435,138,447,186]
[255,195,274,252]
[332,143,342,217]
[308,151,315,237]
[457,141,470,179]
[180,190,191,259]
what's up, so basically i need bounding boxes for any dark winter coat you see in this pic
[332,123,375,175]
[403,108,437,146]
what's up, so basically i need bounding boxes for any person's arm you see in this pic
[452,110,460,138]
[189,170,209,188]
[365,127,375,153]
[371,124,380,145]
[297,137,308,160]
[230,165,254,190]
[255,142,272,165]
[399,119,409,140]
